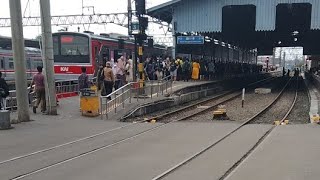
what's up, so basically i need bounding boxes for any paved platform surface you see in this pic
[2,76,319,180]
[162,124,272,180]
[304,73,319,122]
[226,124,320,180]
[3,122,239,180]
[0,81,214,163]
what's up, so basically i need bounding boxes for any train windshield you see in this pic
[53,34,90,64]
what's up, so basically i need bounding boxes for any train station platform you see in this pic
[225,124,320,180]
[305,73,320,123]
[0,80,217,162]
[0,73,319,180]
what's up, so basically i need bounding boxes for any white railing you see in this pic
[2,78,97,111]
[100,76,173,119]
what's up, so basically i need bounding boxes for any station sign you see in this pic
[177,36,204,45]
[130,21,140,35]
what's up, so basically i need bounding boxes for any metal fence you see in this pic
[1,78,88,111]
[100,76,173,119]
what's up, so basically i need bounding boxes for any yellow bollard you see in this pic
[274,120,280,125]
[284,120,289,125]
[311,115,320,123]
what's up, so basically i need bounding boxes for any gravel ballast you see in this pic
[187,77,287,123]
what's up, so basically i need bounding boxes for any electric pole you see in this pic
[131,0,147,82]
[128,0,137,82]
[9,0,30,123]
[40,0,57,115]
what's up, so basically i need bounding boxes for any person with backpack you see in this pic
[0,72,9,110]
[103,62,115,100]
[169,59,177,81]
[78,67,90,91]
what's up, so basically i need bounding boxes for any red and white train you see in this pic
[0,32,167,80]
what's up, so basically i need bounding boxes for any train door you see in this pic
[114,49,124,61]
[100,46,110,67]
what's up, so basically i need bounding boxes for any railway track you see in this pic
[151,77,299,180]
[126,76,279,123]
[1,76,280,180]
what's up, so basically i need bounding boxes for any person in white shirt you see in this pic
[116,56,125,87]
[125,55,133,82]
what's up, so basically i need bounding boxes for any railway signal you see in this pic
[129,0,148,82]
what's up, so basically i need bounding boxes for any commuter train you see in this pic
[0,32,168,80]
[0,47,42,81]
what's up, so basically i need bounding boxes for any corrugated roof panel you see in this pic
[310,0,320,30]
[174,0,223,33]
[173,0,320,33]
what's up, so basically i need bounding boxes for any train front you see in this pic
[53,32,94,80]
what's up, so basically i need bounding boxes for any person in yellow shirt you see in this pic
[192,60,200,80]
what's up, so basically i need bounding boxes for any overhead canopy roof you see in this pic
[148,0,320,55]
[147,0,180,23]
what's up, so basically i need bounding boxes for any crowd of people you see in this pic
[77,56,263,98]
[142,56,262,82]
[0,55,264,112]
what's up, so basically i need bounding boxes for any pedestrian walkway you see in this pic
[0,80,216,161]
[305,73,320,123]
[226,124,320,180]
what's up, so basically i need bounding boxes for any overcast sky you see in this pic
[0,0,170,39]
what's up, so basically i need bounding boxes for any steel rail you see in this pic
[4,76,279,179]
[151,77,296,180]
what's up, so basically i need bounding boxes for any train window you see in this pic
[33,60,43,69]
[26,59,32,70]
[9,62,14,69]
[53,35,59,55]
[60,35,89,56]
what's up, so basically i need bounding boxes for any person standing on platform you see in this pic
[176,57,183,81]
[0,72,9,110]
[78,67,90,91]
[169,59,177,81]
[97,64,105,95]
[192,60,200,80]
[112,63,120,90]
[116,56,125,88]
[31,66,46,114]
[182,58,191,82]
[125,56,133,83]
[103,62,115,100]
[208,61,215,80]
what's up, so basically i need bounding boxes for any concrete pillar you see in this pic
[9,0,30,123]
[40,0,57,115]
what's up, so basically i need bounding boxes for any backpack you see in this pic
[170,63,176,72]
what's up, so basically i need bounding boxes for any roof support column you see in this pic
[171,18,176,59]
